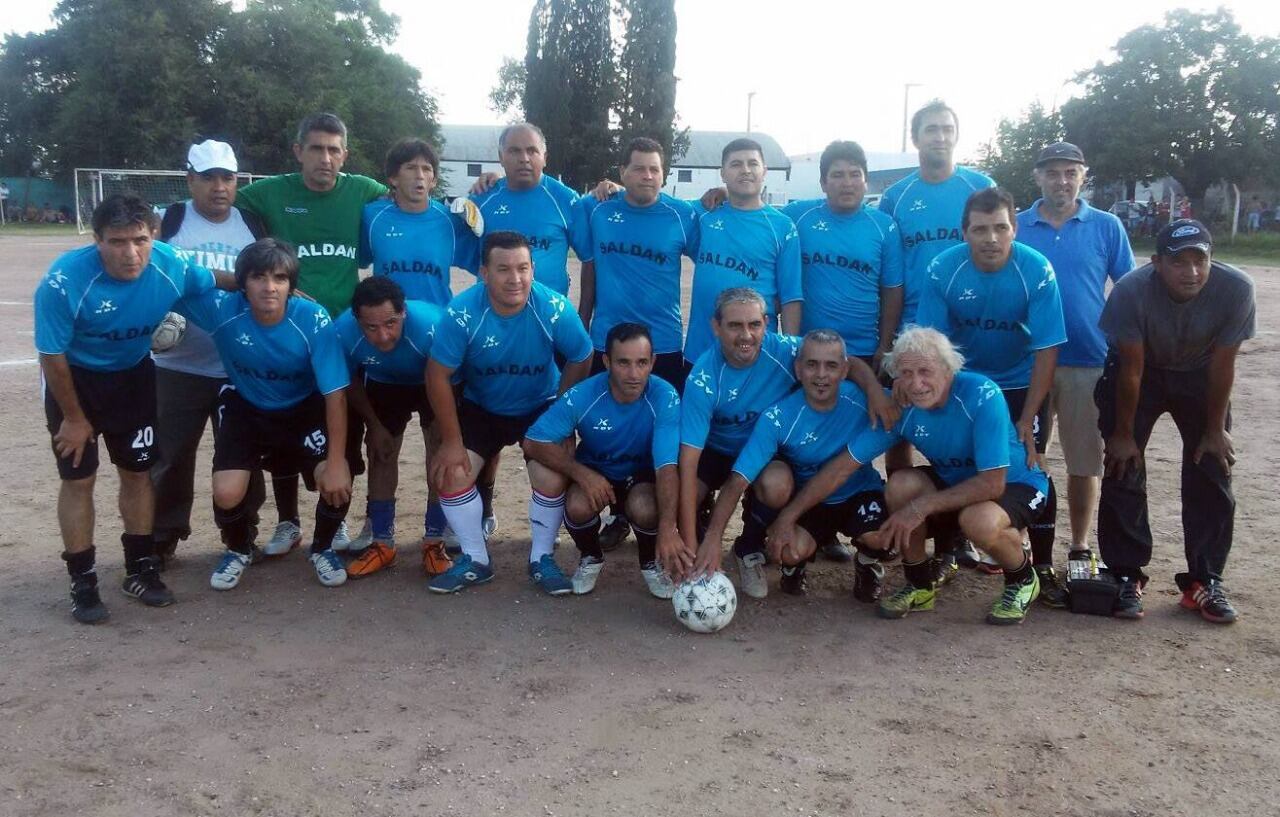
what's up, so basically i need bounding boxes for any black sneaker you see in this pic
[933,552,959,586]
[1180,578,1238,624]
[953,538,981,569]
[1034,565,1069,609]
[780,564,808,596]
[121,557,175,607]
[853,560,884,603]
[820,537,854,562]
[1113,576,1144,619]
[70,575,109,624]
[599,515,631,552]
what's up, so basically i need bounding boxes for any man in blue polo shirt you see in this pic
[1015,142,1134,581]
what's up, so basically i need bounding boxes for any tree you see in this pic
[974,102,1063,211]
[488,56,526,123]
[615,0,688,167]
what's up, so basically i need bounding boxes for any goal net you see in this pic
[74,168,269,234]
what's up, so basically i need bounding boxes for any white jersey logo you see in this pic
[959,288,977,301]
[495,204,511,215]
[362,355,380,366]
[811,220,830,232]
[593,417,613,432]
[800,431,818,445]
[94,299,116,314]
[47,270,68,291]
[449,306,471,327]
[385,226,404,239]
[726,387,740,402]
[482,334,500,349]
[707,219,725,231]
[237,332,254,346]
[909,199,927,212]
[607,211,625,224]
[690,370,713,395]
[765,405,783,428]
[914,424,929,438]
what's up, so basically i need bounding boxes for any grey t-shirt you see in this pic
[1099,260,1255,371]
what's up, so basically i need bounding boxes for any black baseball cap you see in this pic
[1157,219,1213,256]
[1035,142,1085,167]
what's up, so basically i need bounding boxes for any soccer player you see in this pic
[781,327,1051,625]
[1015,142,1134,588]
[425,231,593,595]
[334,276,452,579]
[575,136,698,389]
[151,140,269,566]
[676,288,802,593]
[696,330,888,600]
[683,138,802,365]
[236,112,388,554]
[916,187,1066,596]
[522,322,682,597]
[178,238,353,591]
[1096,219,1254,623]
[35,194,232,623]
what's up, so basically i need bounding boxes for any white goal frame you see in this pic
[74,167,269,234]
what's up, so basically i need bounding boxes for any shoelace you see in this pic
[538,557,566,580]
[998,582,1025,609]
[1200,582,1229,606]
[1119,580,1142,602]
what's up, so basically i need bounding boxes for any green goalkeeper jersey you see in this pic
[236,172,388,316]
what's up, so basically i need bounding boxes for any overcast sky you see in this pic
[8,1,1280,160]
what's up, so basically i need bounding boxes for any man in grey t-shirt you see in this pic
[1095,219,1255,624]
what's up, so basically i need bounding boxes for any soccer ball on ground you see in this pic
[672,572,737,633]
[151,312,187,353]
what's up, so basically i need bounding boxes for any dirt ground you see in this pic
[1,232,1277,817]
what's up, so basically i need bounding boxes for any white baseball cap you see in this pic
[187,140,238,173]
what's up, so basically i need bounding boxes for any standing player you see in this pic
[178,239,353,591]
[676,288,802,593]
[1015,142,1134,581]
[426,232,593,595]
[522,323,682,597]
[916,187,1066,597]
[696,330,888,600]
[683,138,803,365]
[35,194,231,623]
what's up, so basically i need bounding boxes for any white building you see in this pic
[786,150,919,203]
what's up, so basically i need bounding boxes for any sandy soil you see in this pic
[1,232,1277,817]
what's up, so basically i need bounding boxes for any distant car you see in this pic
[1110,200,1145,231]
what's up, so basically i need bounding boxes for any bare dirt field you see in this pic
[1,232,1277,817]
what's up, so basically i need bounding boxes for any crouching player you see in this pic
[522,323,682,597]
[334,276,452,579]
[178,238,353,590]
[776,327,1050,624]
[696,329,888,599]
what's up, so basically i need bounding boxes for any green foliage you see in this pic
[615,0,687,167]
[974,102,1064,212]
[488,57,527,123]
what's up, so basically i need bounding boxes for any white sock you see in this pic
[528,490,565,564]
[440,486,489,565]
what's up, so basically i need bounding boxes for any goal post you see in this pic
[74,168,269,234]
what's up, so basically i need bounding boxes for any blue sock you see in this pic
[424,499,447,538]
[368,498,396,541]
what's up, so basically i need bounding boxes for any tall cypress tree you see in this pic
[615,0,687,167]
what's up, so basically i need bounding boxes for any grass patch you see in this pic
[0,223,79,237]
[1130,234,1279,269]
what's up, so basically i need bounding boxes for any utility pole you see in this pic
[747,91,757,133]
[901,83,922,152]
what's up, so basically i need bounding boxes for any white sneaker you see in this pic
[736,552,768,599]
[329,521,353,552]
[640,563,676,599]
[210,550,250,590]
[310,549,348,587]
[262,520,302,557]
[348,519,375,551]
[572,556,604,595]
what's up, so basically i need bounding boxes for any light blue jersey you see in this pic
[782,199,905,356]
[849,371,1048,495]
[469,175,589,295]
[680,332,801,456]
[526,372,680,481]
[432,281,593,416]
[575,193,698,354]
[34,241,216,372]
[334,300,442,386]
[359,200,478,306]
[878,166,995,323]
[916,242,1066,389]
[685,204,803,363]
[733,381,883,504]
[177,292,349,410]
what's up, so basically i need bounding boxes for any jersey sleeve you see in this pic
[358,208,373,269]
[181,258,216,297]
[681,205,700,258]
[234,178,268,219]
[524,387,580,444]
[651,386,681,469]
[679,369,715,449]
[431,305,470,370]
[358,175,391,203]
[450,212,480,276]
[1026,258,1067,350]
[1106,219,1136,283]
[777,218,804,305]
[730,407,782,483]
[972,384,1013,472]
[33,273,74,355]
[881,219,905,288]
[569,197,595,264]
[1216,274,1256,348]
[311,313,350,395]
[550,295,593,363]
[913,260,948,331]
[173,288,226,334]
[847,422,900,467]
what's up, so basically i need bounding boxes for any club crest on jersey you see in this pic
[94,299,116,314]
[593,417,613,432]
[607,212,625,223]
[237,332,253,346]
[482,335,500,349]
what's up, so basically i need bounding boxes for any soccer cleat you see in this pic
[572,555,605,595]
[346,542,396,578]
[640,562,676,599]
[419,537,453,577]
[877,584,936,619]
[953,537,981,569]
[933,552,960,586]
[820,537,854,562]
[70,574,109,624]
[986,570,1041,625]
[329,521,354,553]
[735,551,768,599]
[428,554,494,594]
[1113,576,1145,619]
[599,515,631,552]
[853,560,885,603]
[1034,565,1070,608]
[976,551,1004,575]
[121,557,175,607]
[1180,579,1238,624]
[482,514,497,541]
[210,550,251,591]
[780,564,808,596]
[310,549,348,587]
[348,519,375,552]
[529,554,572,596]
[262,520,303,557]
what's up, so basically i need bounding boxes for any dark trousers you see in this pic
[1095,356,1234,582]
[151,367,264,544]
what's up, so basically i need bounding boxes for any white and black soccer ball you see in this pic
[672,572,737,633]
[151,312,187,353]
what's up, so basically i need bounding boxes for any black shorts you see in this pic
[459,398,553,462]
[606,470,656,506]
[366,379,433,437]
[798,489,888,548]
[695,446,737,492]
[1001,387,1050,454]
[45,357,157,480]
[213,387,329,489]
[918,465,1049,541]
[590,350,692,394]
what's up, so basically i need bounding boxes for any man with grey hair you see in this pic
[773,327,1052,624]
